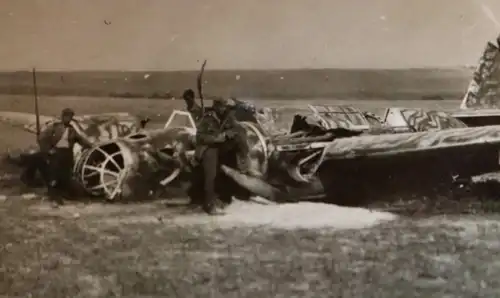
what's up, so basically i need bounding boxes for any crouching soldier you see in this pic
[38,108,93,205]
[214,98,253,198]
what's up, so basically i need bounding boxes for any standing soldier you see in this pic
[182,89,203,122]
[38,108,93,205]
[189,98,244,215]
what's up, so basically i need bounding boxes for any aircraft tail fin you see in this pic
[460,34,500,110]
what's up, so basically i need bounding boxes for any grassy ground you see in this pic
[1,95,499,297]
[2,199,500,297]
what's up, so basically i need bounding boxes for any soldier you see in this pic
[226,97,258,123]
[38,108,93,205]
[182,89,203,122]
[188,98,245,214]
[215,99,251,173]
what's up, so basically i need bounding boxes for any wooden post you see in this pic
[197,60,207,114]
[32,68,41,140]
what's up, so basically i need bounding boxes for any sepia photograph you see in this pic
[1,0,500,296]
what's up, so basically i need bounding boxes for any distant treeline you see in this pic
[0,68,474,100]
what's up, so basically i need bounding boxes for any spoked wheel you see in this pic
[76,142,132,200]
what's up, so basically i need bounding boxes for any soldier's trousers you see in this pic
[188,131,251,208]
[188,147,219,209]
[47,148,75,201]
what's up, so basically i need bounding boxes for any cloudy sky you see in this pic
[1,0,499,70]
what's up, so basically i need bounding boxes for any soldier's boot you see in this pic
[203,204,225,215]
[202,194,226,215]
[216,196,231,210]
[47,180,65,206]
[48,193,64,207]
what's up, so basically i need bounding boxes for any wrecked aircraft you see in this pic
[0,111,192,200]
[223,123,500,205]
[4,34,500,205]
[153,100,500,206]
[219,34,500,205]
[0,103,391,201]
[3,98,500,205]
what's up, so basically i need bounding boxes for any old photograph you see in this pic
[1,0,500,297]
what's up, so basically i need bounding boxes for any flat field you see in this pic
[0,68,473,99]
[1,95,499,298]
[0,94,462,125]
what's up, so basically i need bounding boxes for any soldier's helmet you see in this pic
[182,89,195,100]
[212,97,229,107]
[62,108,75,117]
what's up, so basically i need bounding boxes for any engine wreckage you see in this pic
[3,35,500,205]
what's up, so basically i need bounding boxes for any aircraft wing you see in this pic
[322,125,500,160]
[0,111,143,139]
[0,112,56,134]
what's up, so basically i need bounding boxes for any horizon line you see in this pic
[0,66,477,73]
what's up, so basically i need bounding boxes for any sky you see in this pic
[1,0,500,70]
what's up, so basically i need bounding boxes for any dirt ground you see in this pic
[1,95,499,297]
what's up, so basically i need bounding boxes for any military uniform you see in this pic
[189,109,226,214]
[38,108,93,203]
[188,98,250,214]
[182,89,204,123]
[217,109,251,173]
[187,103,203,123]
[217,107,252,203]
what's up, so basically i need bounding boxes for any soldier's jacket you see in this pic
[38,121,93,153]
[195,109,241,160]
[187,103,203,123]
